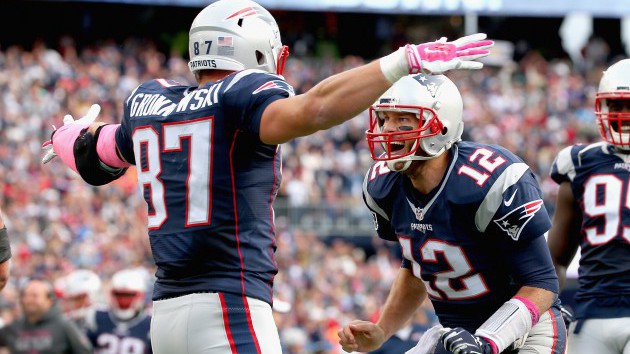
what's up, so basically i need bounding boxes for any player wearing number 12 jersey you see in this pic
[338,75,566,354]
[548,59,630,354]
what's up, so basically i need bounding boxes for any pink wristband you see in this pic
[482,337,499,354]
[513,295,541,326]
[96,124,131,168]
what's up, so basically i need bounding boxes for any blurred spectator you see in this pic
[0,278,91,354]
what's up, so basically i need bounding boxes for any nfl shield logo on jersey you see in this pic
[493,200,544,240]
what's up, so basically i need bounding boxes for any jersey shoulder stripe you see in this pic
[550,142,607,184]
[475,162,530,232]
[362,161,400,221]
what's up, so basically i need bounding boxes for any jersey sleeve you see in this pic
[115,84,142,164]
[222,70,294,135]
[362,165,398,242]
[550,145,578,184]
[475,163,551,243]
[497,235,560,294]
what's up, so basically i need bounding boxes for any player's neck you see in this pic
[405,150,450,195]
[197,70,236,87]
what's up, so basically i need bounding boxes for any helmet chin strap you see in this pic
[613,145,630,154]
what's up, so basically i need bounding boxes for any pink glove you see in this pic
[380,33,494,82]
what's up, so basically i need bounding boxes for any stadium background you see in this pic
[0,0,628,352]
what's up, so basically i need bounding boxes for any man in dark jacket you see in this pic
[2,278,92,354]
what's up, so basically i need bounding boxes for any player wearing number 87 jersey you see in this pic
[548,59,630,354]
[338,75,566,354]
[40,0,494,352]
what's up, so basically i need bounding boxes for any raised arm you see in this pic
[260,34,493,144]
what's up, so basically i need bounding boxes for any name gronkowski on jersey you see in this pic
[364,141,558,331]
[86,310,152,354]
[115,71,295,303]
[550,142,630,320]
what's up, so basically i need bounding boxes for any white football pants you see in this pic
[567,317,630,354]
[150,292,282,354]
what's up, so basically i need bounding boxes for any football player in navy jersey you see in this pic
[547,59,630,354]
[338,74,566,354]
[40,0,494,352]
[55,269,102,331]
[85,269,152,354]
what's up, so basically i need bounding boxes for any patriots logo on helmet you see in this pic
[253,80,295,95]
[225,7,257,20]
[412,74,446,98]
[493,199,544,241]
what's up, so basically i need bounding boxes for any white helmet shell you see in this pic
[57,269,102,320]
[367,74,464,171]
[64,269,102,298]
[110,269,148,321]
[595,59,630,148]
[188,0,288,75]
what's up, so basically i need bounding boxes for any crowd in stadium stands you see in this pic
[0,33,619,353]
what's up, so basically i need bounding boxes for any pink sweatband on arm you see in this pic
[513,296,541,326]
[96,124,131,168]
[483,338,499,354]
[51,123,91,173]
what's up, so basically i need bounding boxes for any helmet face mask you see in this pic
[367,105,443,162]
[366,74,464,171]
[188,0,289,76]
[109,270,147,321]
[596,59,630,148]
[56,270,101,320]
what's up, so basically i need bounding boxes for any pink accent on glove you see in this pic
[97,124,131,168]
[482,337,499,354]
[49,123,91,173]
[406,38,494,74]
[513,295,541,326]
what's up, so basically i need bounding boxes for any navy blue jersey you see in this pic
[115,70,294,303]
[85,310,152,354]
[364,142,558,331]
[550,142,630,320]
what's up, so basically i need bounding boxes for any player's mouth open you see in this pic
[390,142,406,154]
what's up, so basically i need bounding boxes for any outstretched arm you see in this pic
[42,104,131,186]
[260,34,493,144]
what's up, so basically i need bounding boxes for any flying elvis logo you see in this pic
[493,199,543,241]
[253,80,295,95]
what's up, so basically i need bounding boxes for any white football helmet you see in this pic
[188,0,289,76]
[367,74,464,171]
[596,59,630,148]
[57,269,102,320]
[110,269,147,321]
